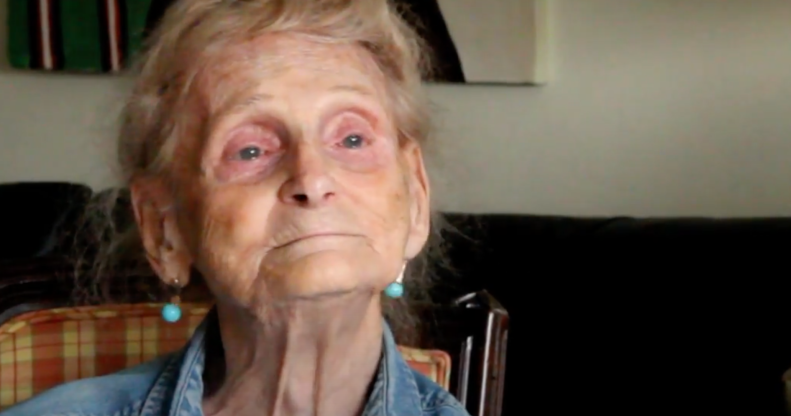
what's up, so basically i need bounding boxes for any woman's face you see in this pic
[133,34,430,313]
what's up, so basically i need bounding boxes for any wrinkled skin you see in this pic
[131,34,431,416]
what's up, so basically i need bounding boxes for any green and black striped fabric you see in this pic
[6,0,154,72]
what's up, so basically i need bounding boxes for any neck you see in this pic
[202,291,385,416]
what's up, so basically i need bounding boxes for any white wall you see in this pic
[2,0,791,217]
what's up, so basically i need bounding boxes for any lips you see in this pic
[275,232,360,249]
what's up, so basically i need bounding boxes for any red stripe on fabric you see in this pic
[76,319,81,379]
[31,322,65,394]
[36,0,47,69]
[45,0,56,68]
[95,318,127,376]
[12,329,16,404]
[113,0,123,68]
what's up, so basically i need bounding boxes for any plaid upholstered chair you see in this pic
[0,257,508,416]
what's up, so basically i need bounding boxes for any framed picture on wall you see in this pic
[6,0,549,85]
[6,0,153,72]
[397,0,549,85]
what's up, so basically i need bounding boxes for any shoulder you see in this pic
[410,369,471,416]
[0,354,173,416]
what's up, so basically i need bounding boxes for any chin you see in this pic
[258,250,380,302]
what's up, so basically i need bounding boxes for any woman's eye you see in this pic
[237,146,263,160]
[341,134,364,149]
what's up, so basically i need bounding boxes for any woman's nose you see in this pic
[278,145,336,207]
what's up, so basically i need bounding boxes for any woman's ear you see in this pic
[402,142,431,259]
[130,179,192,286]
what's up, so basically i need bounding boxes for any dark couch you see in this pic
[4,181,791,415]
[440,214,791,416]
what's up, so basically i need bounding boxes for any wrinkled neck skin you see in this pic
[202,290,385,416]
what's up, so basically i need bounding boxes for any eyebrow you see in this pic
[219,83,373,115]
[207,92,272,130]
[209,82,378,133]
[330,83,376,97]
[228,92,274,114]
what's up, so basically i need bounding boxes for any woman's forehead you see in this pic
[193,34,388,111]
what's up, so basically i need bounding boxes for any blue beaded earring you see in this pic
[161,278,183,323]
[384,263,406,298]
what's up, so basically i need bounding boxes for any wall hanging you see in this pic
[7,0,153,73]
[6,0,548,84]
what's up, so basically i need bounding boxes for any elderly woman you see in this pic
[2,1,467,416]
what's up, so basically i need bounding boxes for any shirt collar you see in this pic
[363,319,423,416]
[141,308,423,416]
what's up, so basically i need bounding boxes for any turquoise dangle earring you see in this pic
[384,262,406,298]
[161,278,183,323]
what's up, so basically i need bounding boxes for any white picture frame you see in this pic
[399,0,550,85]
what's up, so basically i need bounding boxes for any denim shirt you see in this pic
[2,311,469,416]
